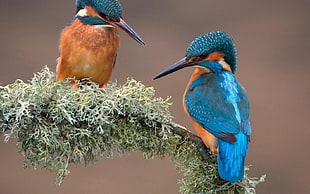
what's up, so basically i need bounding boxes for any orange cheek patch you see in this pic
[205,51,225,62]
[188,52,225,63]
[85,6,100,17]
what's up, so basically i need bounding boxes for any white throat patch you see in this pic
[76,9,88,17]
[94,25,114,30]
[218,58,232,72]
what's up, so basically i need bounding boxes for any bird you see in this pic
[153,31,251,183]
[56,0,145,88]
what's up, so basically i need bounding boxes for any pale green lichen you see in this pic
[0,67,265,193]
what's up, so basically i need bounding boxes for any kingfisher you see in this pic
[154,31,251,183]
[56,0,145,88]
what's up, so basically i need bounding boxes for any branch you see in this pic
[0,67,265,193]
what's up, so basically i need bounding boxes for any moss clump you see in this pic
[0,67,265,193]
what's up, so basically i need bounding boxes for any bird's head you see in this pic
[153,31,237,80]
[75,0,145,45]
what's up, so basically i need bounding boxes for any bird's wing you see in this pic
[185,73,251,142]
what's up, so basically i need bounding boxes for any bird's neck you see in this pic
[186,69,206,89]
[204,52,233,73]
[77,16,112,27]
[74,6,114,28]
[187,64,233,89]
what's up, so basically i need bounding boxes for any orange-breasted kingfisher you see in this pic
[154,31,251,183]
[56,0,145,88]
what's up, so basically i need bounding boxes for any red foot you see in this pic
[72,82,79,89]
[100,84,107,88]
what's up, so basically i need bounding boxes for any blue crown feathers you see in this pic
[186,31,237,72]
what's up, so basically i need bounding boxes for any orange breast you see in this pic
[182,69,218,153]
[56,19,120,87]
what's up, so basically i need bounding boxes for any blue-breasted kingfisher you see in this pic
[154,31,251,183]
[56,0,145,88]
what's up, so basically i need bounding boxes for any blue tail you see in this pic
[217,131,248,183]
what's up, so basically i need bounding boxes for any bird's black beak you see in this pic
[153,58,195,80]
[112,18,145,45]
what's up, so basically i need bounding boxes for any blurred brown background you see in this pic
[0,0,309,193]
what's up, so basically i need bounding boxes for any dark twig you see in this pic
[171,123,211,161]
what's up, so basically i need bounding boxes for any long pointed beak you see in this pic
[153,58,195,80]
[112,18,145,45]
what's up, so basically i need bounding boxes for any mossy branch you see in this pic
[0,67,265,193]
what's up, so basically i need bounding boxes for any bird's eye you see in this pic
[106,16,117,22]
[188,57,198,62]
[99,12,118,22]
[189,54,208,62]
[200,53,209,59]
